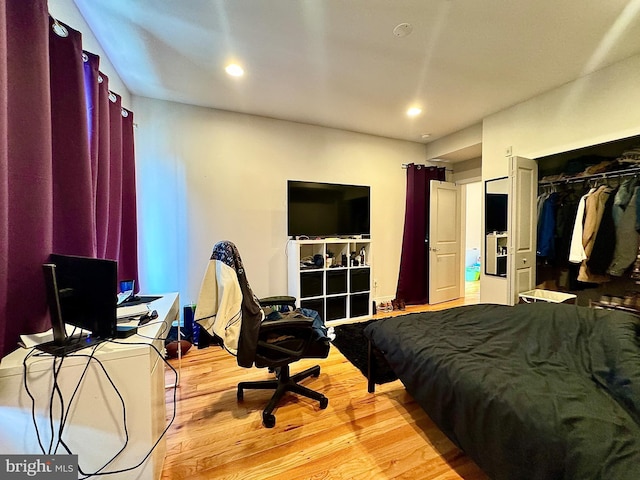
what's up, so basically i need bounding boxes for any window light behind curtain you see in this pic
[0,1,138,359]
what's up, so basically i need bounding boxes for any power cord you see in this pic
[55,350,130,478]
[22,335,178,478]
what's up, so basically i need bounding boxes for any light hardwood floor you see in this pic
[162,283,487,480]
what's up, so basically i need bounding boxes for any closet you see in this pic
[535,135,640,307]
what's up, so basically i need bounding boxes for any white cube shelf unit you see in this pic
[486,232,508,277]
[287,239,372,323]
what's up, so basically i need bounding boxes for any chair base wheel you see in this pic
[263,413,276,428]
[239,364,327,427]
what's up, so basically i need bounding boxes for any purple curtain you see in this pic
[49,19,95,257]
[119,108,139,289]
[95,72,111,258]
[105,93,123,262]
[0,2,7,362]
[0,8,139,358]
[1,0,53,359]
[395,164,446,305]
[83,51,100,234]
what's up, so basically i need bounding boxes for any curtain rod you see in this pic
[401,163,453,172]
[539,165,640,186]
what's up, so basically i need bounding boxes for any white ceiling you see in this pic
[74,0,640,158]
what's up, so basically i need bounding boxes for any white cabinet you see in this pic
[486,233,508,276]
[287,239,371,323]
[0,293,179,480]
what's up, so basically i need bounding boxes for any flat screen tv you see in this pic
[37,254,117,356]
[485,193,508,233]
[287,181,370,238]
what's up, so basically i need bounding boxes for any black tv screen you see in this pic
[485,193,508,233]
[287,181,370,237]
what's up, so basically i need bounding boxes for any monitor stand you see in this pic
[35,334,104,357]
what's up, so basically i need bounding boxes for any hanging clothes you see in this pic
[568,188,594,264]
[608,186,640,276]
[555,189,581,264]
[537,191,558,259]
[577,185,612,283]
[586,188,617,275]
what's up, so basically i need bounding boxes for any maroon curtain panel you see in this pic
[83,51,100,228]
[1,0,53,359]
[119,108,139,290]
[395,165,446,305]
[49,19,95,257]
[95,72,111,258]
[0,2,9,360]
[0,9,139,359]
[106,93,123,261]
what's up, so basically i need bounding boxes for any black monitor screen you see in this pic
[49,254,117,340]
[287,181,370,237]
[485,194,508,233]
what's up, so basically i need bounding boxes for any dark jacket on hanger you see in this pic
[587,190,617,275]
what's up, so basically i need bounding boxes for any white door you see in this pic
[429,180,462,304]
[508,156,538,304]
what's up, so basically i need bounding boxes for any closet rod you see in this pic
[539,165,640,186]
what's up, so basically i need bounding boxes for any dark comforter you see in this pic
[363,303,640,480]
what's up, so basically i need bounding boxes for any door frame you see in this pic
[455,176,483,299]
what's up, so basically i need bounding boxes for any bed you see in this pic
[363,303,640,480]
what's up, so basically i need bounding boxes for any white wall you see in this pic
[132,96,425,305]
[426,123,482,160]
[452,157,482,184]
[464,182,482,253]
[480,53,640,304]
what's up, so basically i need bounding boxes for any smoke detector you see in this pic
[393,23,413,37]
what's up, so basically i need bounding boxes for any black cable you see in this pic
[53,343,102,454]
[22,348,47,454]
[22,322,178,477]
[24,342,128,476]
[48,354,66,454]
[133,318,170,341]
[24,344,105,456]
[74,338,178,477]
[51,339,177,478]
[56,350,130,478]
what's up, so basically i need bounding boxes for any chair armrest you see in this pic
[259,296,297,308]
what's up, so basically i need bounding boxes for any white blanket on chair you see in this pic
[194,259,243,355]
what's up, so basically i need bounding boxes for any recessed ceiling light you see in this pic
[225,64,244,77]
[407,107,422,117]
[421,133,431,139]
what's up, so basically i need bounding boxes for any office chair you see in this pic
[195,241,330,428]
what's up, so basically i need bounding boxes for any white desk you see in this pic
[0,293,179,480]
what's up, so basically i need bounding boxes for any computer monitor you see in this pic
[37,254,117,356]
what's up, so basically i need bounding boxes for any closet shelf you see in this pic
[539,165,640,186]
